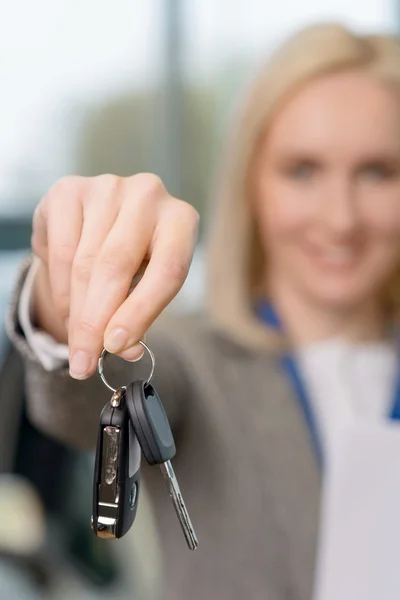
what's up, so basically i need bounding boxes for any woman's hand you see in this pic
[31,174,199,379]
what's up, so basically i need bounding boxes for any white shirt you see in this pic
[18,257,399,468]
[296,339,398,467]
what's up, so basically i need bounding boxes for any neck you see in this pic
[266,276,386,347]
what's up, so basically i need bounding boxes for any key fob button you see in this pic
[129,483,138,509]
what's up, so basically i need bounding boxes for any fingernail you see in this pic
[104,328,129,353]
[118,343,144,362]
[69,350,91,379]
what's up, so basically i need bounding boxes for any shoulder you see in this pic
[147,311,278,371]
[148,311,240,354]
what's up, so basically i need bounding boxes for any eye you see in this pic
[285,161,318,180]
[360,162,397,181]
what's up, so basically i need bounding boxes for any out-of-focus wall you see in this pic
[0,0,396,213]
[0,0,395,310]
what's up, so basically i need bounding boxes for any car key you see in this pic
[125,379,199,551]
[92,386,141,539]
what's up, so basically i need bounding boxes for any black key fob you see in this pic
[125,379,199,550]
[92,387,141,539]
[125,380,176,466]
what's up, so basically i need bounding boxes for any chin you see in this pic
[305,281,375,311]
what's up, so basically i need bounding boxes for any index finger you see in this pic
[68,194,155,378]
[103,202,199,354]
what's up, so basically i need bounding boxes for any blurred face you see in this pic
[253,71,400,311]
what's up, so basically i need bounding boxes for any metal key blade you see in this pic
[159,460,199,550]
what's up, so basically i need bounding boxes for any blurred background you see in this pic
[0,0,398,598]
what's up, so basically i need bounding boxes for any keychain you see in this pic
[92,341,198,550]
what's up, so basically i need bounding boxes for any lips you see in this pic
[303,243,362,269]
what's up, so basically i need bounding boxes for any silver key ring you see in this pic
[97,340,156,393]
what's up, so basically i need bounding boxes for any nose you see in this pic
[320,179,359,236]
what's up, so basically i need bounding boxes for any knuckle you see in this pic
[93,174,122,197]
[161,198,200,232]
[83,175,124,211]
[127,295,147,325]
[175,200,200,227]
[75,318,100,337]
[50,175,84,199]
[159,253,190,283]
[130,173,164,201]
[53,241,77,265]
[96,242,130,277]
[72,253,97,281]
[98,249,127,279]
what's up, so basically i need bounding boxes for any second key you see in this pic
[125,379,199,551]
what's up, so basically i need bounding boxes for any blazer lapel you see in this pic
[249,352,322,600]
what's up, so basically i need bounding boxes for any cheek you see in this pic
[255,179,313,245]
[363,200,400,250]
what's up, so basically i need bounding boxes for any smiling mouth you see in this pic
[304,243,363,269]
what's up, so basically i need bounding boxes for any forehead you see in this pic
[263,71,400,156]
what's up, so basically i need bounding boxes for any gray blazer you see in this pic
[6,254,321,600]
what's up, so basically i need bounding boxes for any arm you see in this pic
[6,255,189,451]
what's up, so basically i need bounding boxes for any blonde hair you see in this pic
[206,22,400,349]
